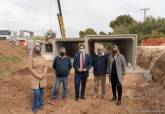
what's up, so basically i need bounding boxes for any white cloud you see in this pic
[0,0,164,37]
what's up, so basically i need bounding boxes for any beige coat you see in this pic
[28,56,47,89]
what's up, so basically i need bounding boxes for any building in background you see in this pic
[0,30,16,40]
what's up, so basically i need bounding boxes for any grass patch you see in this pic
[0,55,22,64]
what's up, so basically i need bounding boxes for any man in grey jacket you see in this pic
[107,45,126,105]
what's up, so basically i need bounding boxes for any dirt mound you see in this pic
[0,41,28,78]
[150,52,165,88]
[0,41,27,57]
[137,46,165,88]
[137,46,165,69]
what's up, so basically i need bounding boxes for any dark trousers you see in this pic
[110,74,122,100]
[74,73,88,98]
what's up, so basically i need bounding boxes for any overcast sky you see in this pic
[0,0,164,37]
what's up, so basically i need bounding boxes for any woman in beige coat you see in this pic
[28,44,47,113]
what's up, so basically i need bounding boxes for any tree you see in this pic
[79,31,85,38]
[84,28,97,36]
[110,15,136,29]
[99,31,107,35]
[78,15,165,43]
[109,15,165,43]
[129,16,165,39]
[79,28,97,38]
[113,25,130,34]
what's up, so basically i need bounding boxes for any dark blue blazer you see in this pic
[73,53,92,77]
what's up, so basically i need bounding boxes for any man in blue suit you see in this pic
[73,44,92,101]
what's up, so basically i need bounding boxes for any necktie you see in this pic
[80,54,85,69]
[82,54,85,68]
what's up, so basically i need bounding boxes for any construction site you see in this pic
[0,0,165,114]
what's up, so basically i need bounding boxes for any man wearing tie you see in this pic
[73,44,92,101]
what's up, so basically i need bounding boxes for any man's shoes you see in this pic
[75,97,79,101]
[116,100,121,105]
[80,96,86,100]
[92,95,97,99]
[110,97,117,101]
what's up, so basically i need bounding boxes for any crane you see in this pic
[57,0,66,39]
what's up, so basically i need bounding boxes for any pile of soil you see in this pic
[0,41,28,77]
[150,52,165,88]
[137,46,165,88]
[137,46,165,69]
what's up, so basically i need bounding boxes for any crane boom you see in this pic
[57,0,66,39]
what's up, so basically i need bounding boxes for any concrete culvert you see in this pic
[86,35,137,68]
[54,34,137,68]
[54,38,84,57]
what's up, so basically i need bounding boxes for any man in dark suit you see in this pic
[73,44,92,101]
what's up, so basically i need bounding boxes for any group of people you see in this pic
[28,43,126,113]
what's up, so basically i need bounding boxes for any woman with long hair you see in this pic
[107,45,126,105]
[28,44,47,113]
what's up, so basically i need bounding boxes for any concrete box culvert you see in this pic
[54,38,84,57]
[85,34,137,69]
[54,34,137,69]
